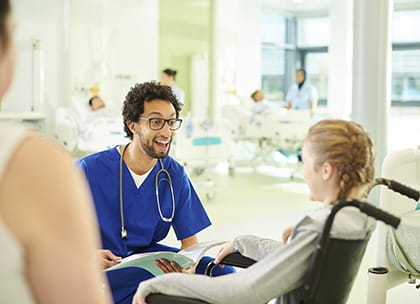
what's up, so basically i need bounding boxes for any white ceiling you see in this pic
[262,0,420,14]
[262,0,331,13]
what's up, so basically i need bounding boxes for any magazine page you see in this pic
[104,241,225,276]
[104,251,194,276]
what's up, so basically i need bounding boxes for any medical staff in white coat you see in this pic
[286,69,318,114]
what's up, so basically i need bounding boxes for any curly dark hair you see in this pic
[122,81,182,139]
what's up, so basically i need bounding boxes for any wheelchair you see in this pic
[146,199,400,304]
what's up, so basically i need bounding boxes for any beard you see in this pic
[138,132,172,159]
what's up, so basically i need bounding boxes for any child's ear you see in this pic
[321,162,335,181]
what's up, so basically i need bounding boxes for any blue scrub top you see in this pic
[78,147,212,303]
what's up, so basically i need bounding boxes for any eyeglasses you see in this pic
[139,117,183,131]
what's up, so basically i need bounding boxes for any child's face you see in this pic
[301,141,324,202]
[254,91,264,102]
[91,97,105,111]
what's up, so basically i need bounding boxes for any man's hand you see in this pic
[154,259,183,273]
[97,249,121,269]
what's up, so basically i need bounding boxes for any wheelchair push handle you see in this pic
[357,201,400,229]
[332,200,400,230]
[386,179,420,202]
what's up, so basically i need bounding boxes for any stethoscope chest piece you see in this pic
[121,227,128,240]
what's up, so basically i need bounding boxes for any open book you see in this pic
[104,240,225,276]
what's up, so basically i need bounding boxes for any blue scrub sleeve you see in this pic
[171,173,211,240]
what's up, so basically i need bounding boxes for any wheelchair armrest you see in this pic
[147,293,210,304]
[220,252,257,267]
[205,252,257,276]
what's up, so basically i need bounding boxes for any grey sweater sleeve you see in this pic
[233,235,284,261]
[137,230,319,304]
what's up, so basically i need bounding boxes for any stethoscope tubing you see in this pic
[119,144,175,240]
[155,160,175,223]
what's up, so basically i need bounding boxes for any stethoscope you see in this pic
[119,144,175,240]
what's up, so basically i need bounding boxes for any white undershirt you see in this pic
[118,146,153,188]
[128,167,152,188]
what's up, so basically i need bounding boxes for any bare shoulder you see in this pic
[0,135,74,202]
[1,133,88,207]
[12,135,75,176]
[0,135,95,244]
[11,135,90,210]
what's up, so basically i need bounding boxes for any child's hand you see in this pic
[214,241,234,266]
[282,226,293,244]
[132,289,147,304]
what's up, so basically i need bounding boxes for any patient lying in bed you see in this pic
[54,97,128,154]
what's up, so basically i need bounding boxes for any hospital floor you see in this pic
[163,163,420,304]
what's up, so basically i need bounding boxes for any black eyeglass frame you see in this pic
[139,117,183,131]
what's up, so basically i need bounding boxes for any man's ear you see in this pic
[321,162,335,181]
[126,120,136,134]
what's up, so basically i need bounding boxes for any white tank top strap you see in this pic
[0,122,31,179]
[0,121,36,304]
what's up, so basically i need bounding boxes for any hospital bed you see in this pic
[172,117,235,200]
[146,199,400,304]
[222,105,313,177]
[367,148,420,303]
[53,105,128,155]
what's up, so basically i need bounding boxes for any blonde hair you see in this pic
[305,119,375,201]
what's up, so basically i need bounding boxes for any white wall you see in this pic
[236,0,262,98]
[327,0,353,119]
[211,0,261,118]
[71,0,159,109]
[2,0,159,135]
[2,0,61,116]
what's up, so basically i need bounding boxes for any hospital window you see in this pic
[260,14,294,103]
[391,49,420,105]
[304,52,329,103]
[262,48,286,101]
[261,11,420,107]
[391,10,420,106]
[297,17,330,48]
[261,14,330,105]
[296,17,330,106]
